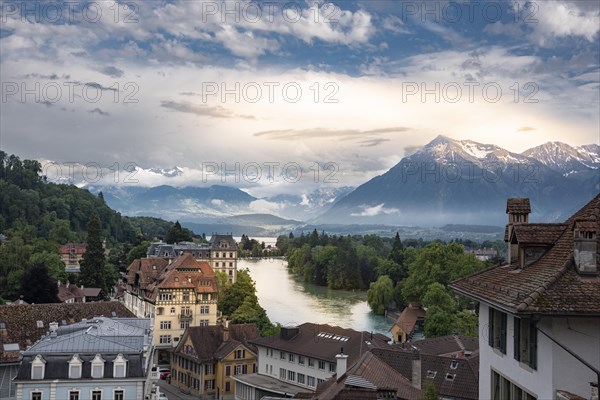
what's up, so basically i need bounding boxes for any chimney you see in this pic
[411,357,422,389]
[223,319,230,341]
[49,322,58,338]
[506,198,531,266]
[573,220,598,276]
[591,382,598,400]
[335,348,348,378]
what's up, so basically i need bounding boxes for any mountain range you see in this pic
[78,136,599,232]
[321,136,599,226]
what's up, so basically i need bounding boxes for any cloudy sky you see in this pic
[1,0,599,197]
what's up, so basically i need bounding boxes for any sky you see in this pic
[1,0,599,197]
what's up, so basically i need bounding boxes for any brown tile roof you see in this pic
[57,283,85,303]
[371,347,479,400]
[0,302,135,363]
[402,335,478,357]
[312,351,421,400]
[510,223,568,245]
[251,323,391,367]
[506,198,531,214]
[176,323,259,362]
[391,303,426,335]
[451,193,600,315]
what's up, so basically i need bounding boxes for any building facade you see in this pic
[124,254,219,365]
[13,317,153,400]
[59,243,86,273]
[146,234,238,283]
[451,196,600,400]
[171,323,259,399]
[233,323,390,399]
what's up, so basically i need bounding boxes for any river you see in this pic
[239,258,392,337]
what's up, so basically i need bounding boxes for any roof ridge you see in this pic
[453,335,465,351]
[515,255,572,312]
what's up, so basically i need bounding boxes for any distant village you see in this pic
[0,195,598,400]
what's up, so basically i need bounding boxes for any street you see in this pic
[155,378,200,400]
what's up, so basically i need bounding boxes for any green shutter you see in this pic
[529,322,537,370]
[500,313,507,354]
[488,307,495,347]
[514,317,521,361]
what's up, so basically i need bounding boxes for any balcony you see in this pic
[179,312,193,321]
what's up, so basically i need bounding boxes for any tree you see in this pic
[218,270,258,316]
[126,240,151,266]
[165,220,192,244]
[30,252,67,283]
[419,380,439,400]
[230,295,271,333]
[389,232,405,265]
[21,262,59,304]
[455,310,479,337]
[79,213,106,291]
[422,282,456,314]
[367,275,394,315]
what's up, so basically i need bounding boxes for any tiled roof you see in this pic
[177,323,259,363]
[82,287,102,297]
[252,323,390,367]
[59,243,86,255]
[510,223,567,245]
[57,283,85,303]
[312,351,421,400]
[209,234,237,250]
[371,347,479,400]
[0,302,135,363]
[391,303,425,335]
[403,335,478,357]
[506,198,531,214]
[451,193,600,315]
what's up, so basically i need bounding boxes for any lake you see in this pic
[239,258,392,337]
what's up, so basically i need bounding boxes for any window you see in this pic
[159,293,173,301]
[202,293,209,301]
[170,307,176,315]
[69,392,79,400]
[280,351,286,360]
[287,370,296,381]
[225,381,231,392]
[205,379,215,390]
[308,358,315,367]
[113,354,127,378]
[329,363,335,372]
[279,368,286,379]
[156,307,164,315]
[200,306,210,314]
[491,370,536,400]
[226,366,231,376]
[200,320,209,326]
[298,373,305,384]
[235,364,243,375]
[205,364,215,375]
[92,391,102,400]
[91,354,105,378]
[31,393,42,400]
[317,378,325,385]
[180,321,190,329]
[159,335,172,344]
[288,353,295,362]
[307,376,315,387]
[514,318,538,370]
[235,349,246,359]
[298,355,305,365]
[318,360,325,370]
[31,355,45,379]
[269,365,272,374]
[113,390,124,400]
[488,308,507,354]
[69,354,82,379]
[183,292,190,301]
[160,321,171,330]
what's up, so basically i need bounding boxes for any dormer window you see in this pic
[113,354,127,378]
[69,354,83,379]
[31,354,46,380]
[91,354,105,378]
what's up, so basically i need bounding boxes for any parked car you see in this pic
[158,393,169,400]
[159,369,171,380]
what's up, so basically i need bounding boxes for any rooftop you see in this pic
[177,323,260,362]
[233,373,309,396]
[451,193,600,315]
[391,303,426,336]
[506,198,531,214]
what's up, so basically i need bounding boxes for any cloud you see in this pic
[516,126,536,132]
[404,145,422,156]
[253,127,410,141]
[351,203,399,217]
[359,138,390,147]
[160,100,255,119]
[381,15,410,35]
[89,108,109,116]
[100,66,124,78]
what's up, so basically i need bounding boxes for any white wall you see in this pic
[478,304,554,399]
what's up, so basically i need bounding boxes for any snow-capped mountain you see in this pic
[320,135,599,226]
[522,142,600,176]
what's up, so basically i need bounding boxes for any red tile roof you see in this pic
[57,283,85,303]
[509,223,567,245]
[391,303,426,336]
[59,243,86,255]
[451,193,600,315]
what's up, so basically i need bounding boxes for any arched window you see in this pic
[91,354,105,378]
[31,354,45,380]
[113,354,127,378]
[68,354,83,379]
